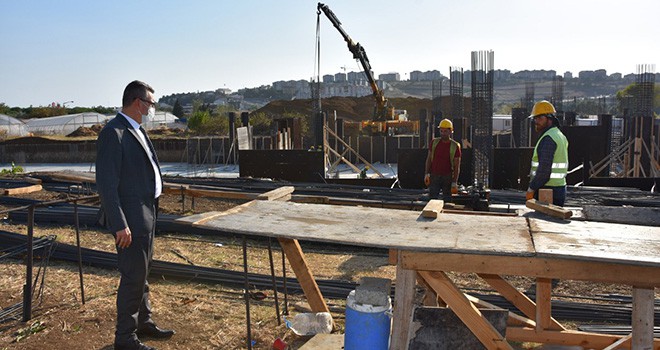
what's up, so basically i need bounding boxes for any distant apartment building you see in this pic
[379,72,400,82]
[409,70,444,81]
[347,71,368,82]
[578,69,607,80]
[322,74,335,83]
[563,71,573,80]
[321,80,371,98]
[334,72,347,82]
[512,70,557,80]
[493,69,511,80]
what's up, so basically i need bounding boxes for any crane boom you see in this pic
[317,2,393,122]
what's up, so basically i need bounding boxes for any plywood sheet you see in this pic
[177,200,533,256]
[529,217,660,267]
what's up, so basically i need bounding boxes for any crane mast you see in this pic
[317,2,394,122]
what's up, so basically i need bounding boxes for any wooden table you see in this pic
[177,199,660,350]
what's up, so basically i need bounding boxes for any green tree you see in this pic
[615,83,660,116]
[172,99,184,118]
[187,110,210,133]
[249,112,273,136]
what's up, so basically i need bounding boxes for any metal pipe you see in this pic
[242,235,252,350]
[267,237,281,325]
[74,200,85,304]
[23,205,34,322]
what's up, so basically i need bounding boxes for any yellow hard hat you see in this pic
[438,118,453,130]
[529,100,556,118]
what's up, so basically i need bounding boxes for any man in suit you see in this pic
[96,80,174,350]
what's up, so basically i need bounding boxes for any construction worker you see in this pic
[526,100,569,206]
[425,118,461,201]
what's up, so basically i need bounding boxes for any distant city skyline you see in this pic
[1,1,657,107]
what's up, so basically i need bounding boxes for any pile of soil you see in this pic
[66,126,98,137]
[66,124,104,137]
[253,95,471,122]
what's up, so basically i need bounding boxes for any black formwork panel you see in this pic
[239,150,324,182]
[398,149,427,189]
[492,148,533,190]
[563,125,609,185]
[371,136,385,163]
[385,137,398,163]
[358,137,372,164]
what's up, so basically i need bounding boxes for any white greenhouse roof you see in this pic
[25,112,112,135]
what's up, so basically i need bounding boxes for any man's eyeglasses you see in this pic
[139,98,156,107]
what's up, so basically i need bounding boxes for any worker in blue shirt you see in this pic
[526,101,569,206]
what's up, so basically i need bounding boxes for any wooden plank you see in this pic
[390,253,417,350]
[277,238,330,314]
[298,333,343,350]
[417,271,513,350]
[506,327,660,349]
[530,218,660,269]
[526,198,572,219]
[421,199,444,219]
[538,188,553,203]
[401,252,660,286]
[464,293,535,328]
[186,188,256,200]
[257,186,295,201]
[602,333,631,350]
[175,201,257,226]
[632,287,655,350]
[187,200,534,255]
[478,274,564,330]
[4,184,42,195]
[583,205,660,226]
[388,249,398,265]
[535,278,553,332]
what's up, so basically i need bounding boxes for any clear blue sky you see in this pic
[1,0,658,108]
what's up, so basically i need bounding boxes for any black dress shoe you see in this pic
[136,324,175,339]
[114,339,157,350]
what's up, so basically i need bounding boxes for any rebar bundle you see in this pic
[470,50,494,188]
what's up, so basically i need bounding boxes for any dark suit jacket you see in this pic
[95,114,161,236]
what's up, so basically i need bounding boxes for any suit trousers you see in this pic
[114,203,157,343]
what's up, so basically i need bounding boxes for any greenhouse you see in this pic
[143,111,184,130]
[24,112,112,136]
[0,114,29,138]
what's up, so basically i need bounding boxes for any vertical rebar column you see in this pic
[551,76,564,113]
[522,82,535,146]
[450,66,464,144]
[630,64,656,177]
[470,50,494,188]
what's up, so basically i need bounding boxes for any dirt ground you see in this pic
[0,187,643,350]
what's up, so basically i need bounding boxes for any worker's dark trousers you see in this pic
[429,174,452,202]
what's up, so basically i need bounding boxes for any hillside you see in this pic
[254,95,471,122]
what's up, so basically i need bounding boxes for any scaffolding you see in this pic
[589,64,658,178]
[470,50,494,188]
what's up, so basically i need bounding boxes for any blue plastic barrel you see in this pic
[344,290,392,350]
